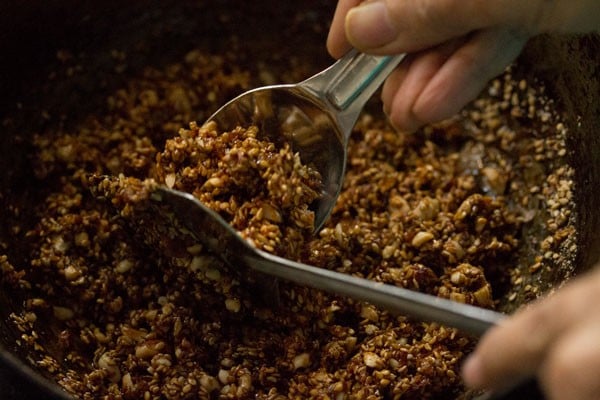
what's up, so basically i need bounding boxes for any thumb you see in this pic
[343,0,561,55]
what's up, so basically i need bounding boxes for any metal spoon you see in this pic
[153,186,503,336]
[206,50,405,232]
[152,187,544,399]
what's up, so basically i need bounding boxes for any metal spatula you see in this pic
[152,186,544,400]
[153,186,501,336]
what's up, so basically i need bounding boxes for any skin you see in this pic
[327,1,600,398]
[327,0,600,132]
[461,267,600,399]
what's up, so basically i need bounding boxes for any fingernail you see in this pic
[461,355,484,388]
[346,1,397,49]
[386,112,420,134]
[382,99,391,116]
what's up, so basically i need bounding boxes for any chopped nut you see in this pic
[98,352,121,383]
[225,298,241,313]
[293,353,311,370]
[363,352,383,369]
[473,285,493,307]
[412,231,434,247]
[63,265,81,281]
[165,173,176,188]
[52,306,74,321]
[115,259,133,273]
[135,340,165,359]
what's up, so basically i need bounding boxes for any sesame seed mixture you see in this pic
[0,45,576,400]
[154,120,322,257]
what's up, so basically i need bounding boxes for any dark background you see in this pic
[0,362,56,399]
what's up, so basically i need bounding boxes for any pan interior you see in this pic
[1,1,598,398]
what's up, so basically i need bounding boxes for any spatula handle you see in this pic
[250,248,502,336]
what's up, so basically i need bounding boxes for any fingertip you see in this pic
[384,46,456,132]
[326,22,352,59]
[461,354,486,389]
[412,84,465,127]
[327,23,353,59]
[410,58,482,126]
[381,65,408,116]
[345,1,397,52]
[326,35,349,59]
[386,107,422,134]
[327,0,360,59]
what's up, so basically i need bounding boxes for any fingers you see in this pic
[327,0,362,58]
[383,28,527,132]
[381,39,462,132]
[342,0,566,55]
[411,28,527,126]
[541,319,600,400]
[461,268,600,396]
[329,0,599,59]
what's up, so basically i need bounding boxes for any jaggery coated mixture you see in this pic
[155,120,322,257]
[0,45,575,400]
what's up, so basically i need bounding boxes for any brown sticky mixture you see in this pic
[0,44,575,400]
[154,120,322,257]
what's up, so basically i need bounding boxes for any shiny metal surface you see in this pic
[154,186,503,337]
[206,50,405,231]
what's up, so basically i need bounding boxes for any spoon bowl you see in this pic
[206,86,345,230]
[206,50,406,231]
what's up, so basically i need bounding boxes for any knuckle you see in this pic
[384,0,452,29]
[412,0,455,28]
[540,330,600,400]
[540,345,582,399]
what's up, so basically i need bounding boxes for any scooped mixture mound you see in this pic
[92,119,322,261]
[155,120,322,256]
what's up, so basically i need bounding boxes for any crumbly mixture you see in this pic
[155,120,322,257]
[0,44,575,400]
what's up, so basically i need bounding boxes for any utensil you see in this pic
[206,49,405,232]
[182,47,509,337]
[153,186,543,400]
[154,186,500,336]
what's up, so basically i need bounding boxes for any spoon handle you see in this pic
[247,247,502,337]
[155,187,544,398]
[249,249,545,399]
[301,50,406,138]
[156,186,501,336]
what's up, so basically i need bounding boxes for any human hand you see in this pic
[327,0,600,132]
[461,267,600,400]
